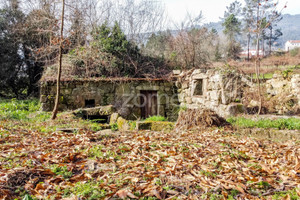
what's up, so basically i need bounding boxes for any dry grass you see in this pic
[175,109,229,130]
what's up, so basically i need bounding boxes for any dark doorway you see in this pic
[85,99,95,108]
[140,91,158,119]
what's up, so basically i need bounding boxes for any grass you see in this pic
[50,165,73,179]
[145,115,167,122]
[0,98,50,121]
[272,188,300,200]
[0,99,105,133]
[227,117,300,130]
[251,73,273,79]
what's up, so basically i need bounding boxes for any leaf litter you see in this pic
[0,117,300,199]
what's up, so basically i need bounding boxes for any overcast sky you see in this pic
[162,0,300,25]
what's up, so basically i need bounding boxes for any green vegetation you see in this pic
[272,188,300,200]
[227,117,300,130]
[0,99,50,121]
[145,115,167,122]
[67,181,107,200]
[50,165,72,179]
[110,123,118,131]
[0,99,106,134]
[251,73,273,79]
[290,47,299,57]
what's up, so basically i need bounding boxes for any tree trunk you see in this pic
[262,35,265,57]
[255,0,262,115]
[247,33,250,61]
[269,26,272,55]
[51,0,65,120]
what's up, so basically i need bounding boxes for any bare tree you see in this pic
[247,0,286,114]
[167,12,218,69]
[51,0,65,120]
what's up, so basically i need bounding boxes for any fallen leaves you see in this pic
[0,118,300,199]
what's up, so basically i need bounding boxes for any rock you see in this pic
[117,117,130,131]
[40,95,47,103]
[40,103,51,111]
[73,107,100,117]
[249,100,260,107]
[110,113,119,125]
[226,103,245,116]
[173,70,181,75]
[185,97,192,104]
[95,129,114,136]
[99,105,115,115]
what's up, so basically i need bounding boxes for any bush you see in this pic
[145,115,167,122]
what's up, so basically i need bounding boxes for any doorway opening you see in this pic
[140,90,158,119]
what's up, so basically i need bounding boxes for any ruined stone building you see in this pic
[40,68,248,121]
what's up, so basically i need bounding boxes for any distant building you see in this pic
[240,49,263,58]
[285,40,300,51]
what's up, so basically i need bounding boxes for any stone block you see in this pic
[99,105,115,115]
[173,70,181,75]
[158,105,165,116]
[226,103,246,116]
[110,113,119,125]
[117,117,130,131]
[185,97,192,104]
[40,95,47,103]
[40,103,51,111]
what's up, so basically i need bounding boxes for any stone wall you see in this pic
[176,69,245,118]
[40,79,179,121]
[265,73,300,114]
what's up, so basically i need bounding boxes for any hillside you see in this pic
[204,14,300,49]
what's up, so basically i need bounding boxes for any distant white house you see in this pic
[285,40,300,51]
[240,49,263,58]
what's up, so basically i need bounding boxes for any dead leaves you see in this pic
[0,121,300,199]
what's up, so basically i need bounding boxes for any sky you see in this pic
[162,0,300,24]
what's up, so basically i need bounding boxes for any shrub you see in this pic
[145,115,167,122]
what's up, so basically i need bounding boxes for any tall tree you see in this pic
[222,13,241,60]
[264,26,282,55]
[0,0,27,98]
[243,0,256,61]
[248,0,286,114]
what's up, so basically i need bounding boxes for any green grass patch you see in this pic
[251,73,273,79]
[272,188,300,200]
[145,115,167,122]
[67,181,107,200]
[227,117,300,130]
[50,165,73,179]
[0,98,50,121]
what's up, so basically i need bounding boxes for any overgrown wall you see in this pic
[40,79,179,121]
[265,73,300,114]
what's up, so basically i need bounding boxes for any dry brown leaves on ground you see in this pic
[0,121,300,199]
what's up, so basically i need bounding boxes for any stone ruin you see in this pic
[265,73,300,114]
[175,69,246,118]
[40,78,179,121]
[40,69,300,121]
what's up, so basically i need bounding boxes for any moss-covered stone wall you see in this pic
[40,79,179,121]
